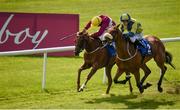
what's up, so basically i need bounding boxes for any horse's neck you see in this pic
[85,38,101,52]
[115,35,135,57]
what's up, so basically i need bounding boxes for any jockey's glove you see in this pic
[122,33,129,40]
[127,32,134,37]
[123,32,134,40]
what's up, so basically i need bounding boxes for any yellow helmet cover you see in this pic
[120,13,131,21]
[91,16,102,27]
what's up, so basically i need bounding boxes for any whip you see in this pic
[59,33,77,41]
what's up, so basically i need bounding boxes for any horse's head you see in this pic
[108,24,123,41]
[74,31,89,56]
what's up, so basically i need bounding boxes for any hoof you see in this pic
[114,80,119,84]
[139,85,144,93]
[78,88,84,92]
[158,86,163,92]
[119,80,127,84]
[77,88,80,92]
[144,83,152,89]
[146,82,152,87]
[130,88,133,93]
[106,91,109,94]
[114,79,127,84]
[140,89,144,93]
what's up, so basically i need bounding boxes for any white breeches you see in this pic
[130,33,143,43]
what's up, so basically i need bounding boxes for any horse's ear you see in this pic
[116,24,121,28]
[77,31,83,36]
[84,31,88,35]
[83,32,89,39]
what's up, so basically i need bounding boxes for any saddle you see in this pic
[94,37,116,57]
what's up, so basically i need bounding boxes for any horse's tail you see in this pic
[165,51,175,69]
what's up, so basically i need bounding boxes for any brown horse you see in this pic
[108,24,175,93]
[74,31,116,94]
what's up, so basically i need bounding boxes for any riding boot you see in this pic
[126,75,131,81]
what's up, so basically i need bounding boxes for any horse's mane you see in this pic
[78,31,103,48]
[87,34,102,46]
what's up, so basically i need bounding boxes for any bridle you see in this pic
[85,43,107,54]
[75,33,107,55]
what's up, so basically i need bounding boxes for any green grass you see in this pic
[0,0,180,109]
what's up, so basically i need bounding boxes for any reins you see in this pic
[116,35,138,61]
[85,43,108,54]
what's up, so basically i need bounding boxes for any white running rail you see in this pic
[0,46,75,90]
[0,37,180,89]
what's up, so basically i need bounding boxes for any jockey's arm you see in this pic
[131,21,138,34]
[84,21,92,31]
[122,22,139,39]
[122,30,134,40]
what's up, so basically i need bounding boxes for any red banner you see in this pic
[0,12,79,56]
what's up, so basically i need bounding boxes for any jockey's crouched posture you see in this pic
[120,13,151,57]
[82,15,116,57]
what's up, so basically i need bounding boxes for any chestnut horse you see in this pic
[108,24,175,93]
[75,31,133,94]
[74,31,116,94]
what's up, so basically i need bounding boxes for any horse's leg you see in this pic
[119,72,133,92]
[154,54,167,92]
[156,63,167,92]
[118,72,133,93]
[79,66,97,92]
[128,75,133,93]
[140,64,152,89]
[122,72,131,84]
[133,70,144,93]
[114,70,131,84]
[113,68,124,84]
[77,63,91,92]
[105,66,113,94]
[113,68,133,93]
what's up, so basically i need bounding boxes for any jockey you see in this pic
[120,13,152,61]
[120,13,144,47]
[82,15,116,41]
[82,15,116,57]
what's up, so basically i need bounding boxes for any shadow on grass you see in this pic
[85,94,175,109]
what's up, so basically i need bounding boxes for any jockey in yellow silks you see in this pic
[120,13,144,47]
[120,13,152,57]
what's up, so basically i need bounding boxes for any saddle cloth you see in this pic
[105,42,116,57]
[137,39,152,56]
